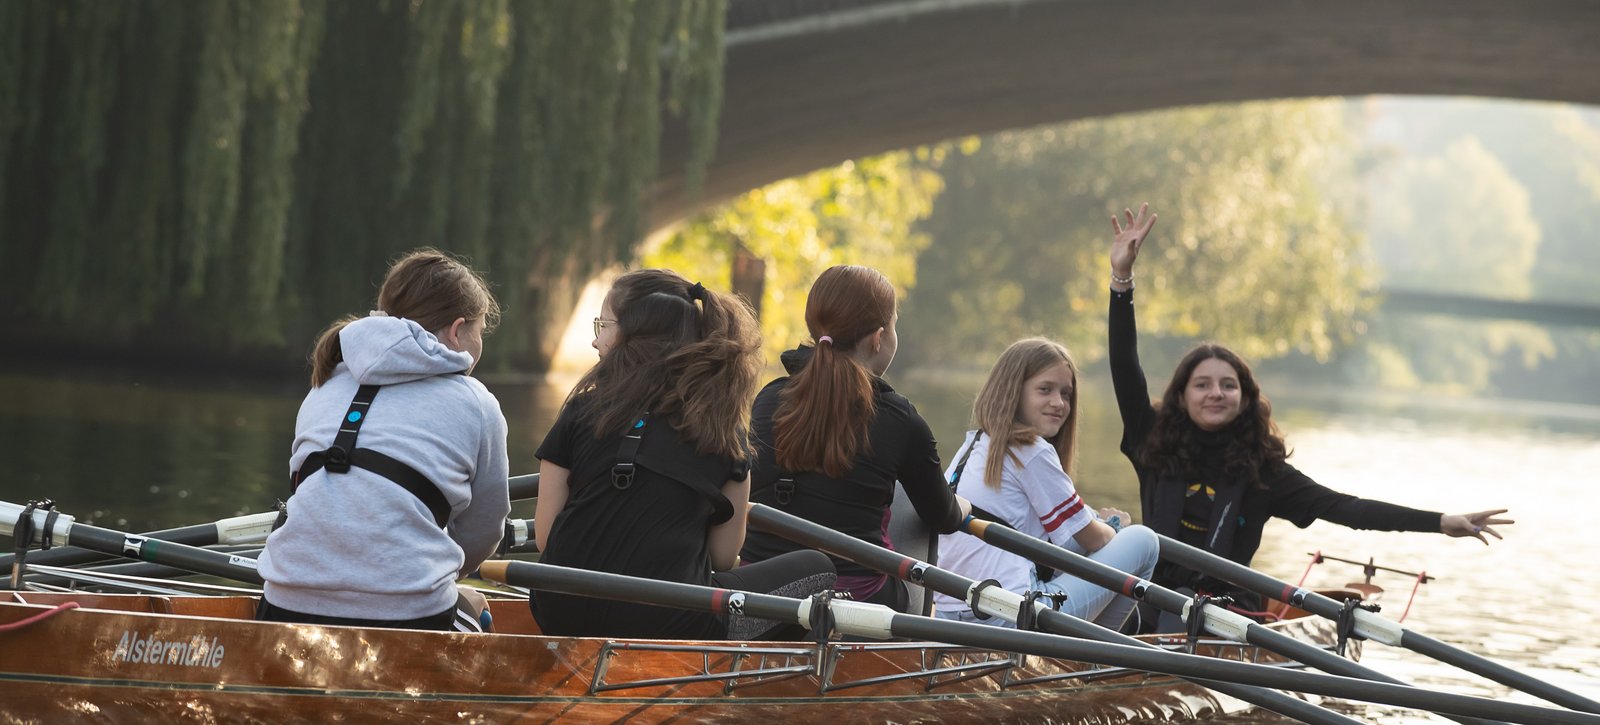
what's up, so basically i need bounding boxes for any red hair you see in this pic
[773,265,897,477]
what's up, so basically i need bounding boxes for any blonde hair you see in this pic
[971,338,1079,488]
[309,249,499,386]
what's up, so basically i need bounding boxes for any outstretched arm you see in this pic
[1441,509,1514,544]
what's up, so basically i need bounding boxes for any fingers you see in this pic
[1111,214,1122,235]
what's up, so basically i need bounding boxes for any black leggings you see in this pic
[712,549,836,641]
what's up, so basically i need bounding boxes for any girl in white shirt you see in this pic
[934,337,1158,629]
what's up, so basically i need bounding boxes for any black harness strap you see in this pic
[290,385,452,529]
[773,477,796,505]
[613,414,648,490]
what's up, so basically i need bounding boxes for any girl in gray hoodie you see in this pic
[257,249,510,632]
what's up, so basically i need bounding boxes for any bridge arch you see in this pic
[651,0,1600,228]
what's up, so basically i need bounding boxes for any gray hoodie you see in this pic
[258,316,510,620]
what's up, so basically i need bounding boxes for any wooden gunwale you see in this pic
[0,591,1353,723]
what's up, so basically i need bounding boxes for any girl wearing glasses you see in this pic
[534,270,835,640]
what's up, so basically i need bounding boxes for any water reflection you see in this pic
[1,367,1597,720]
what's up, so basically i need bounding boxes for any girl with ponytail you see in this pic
[742,265,973,610]
[258,249,509,633]
[534,270,835,640]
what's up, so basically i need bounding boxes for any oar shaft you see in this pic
[0,511,276,570]
[747,504,1361,725]
[482,560,1600,725]
[963,518,1498,725]
[508,473,538,502]
[3,502,262,585]
[1158,533,1600,715]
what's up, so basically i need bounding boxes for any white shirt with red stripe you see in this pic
[933,431,1095,612]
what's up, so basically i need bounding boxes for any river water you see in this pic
[2,365,1597,721]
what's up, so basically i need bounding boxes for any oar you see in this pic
[0,510,276,571]
[1156,533,1600,714]
[3,501,263,585]
[0,472,541,572]
[479,560,1600,725]
[959,517,1500,725]
[508,473,538,501]
[747,504,1361,725]
[18,563,263,596]
[22,546,264,587]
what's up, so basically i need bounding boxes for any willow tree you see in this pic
[0,0,724,371]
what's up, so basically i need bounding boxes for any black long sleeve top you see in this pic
[741,346,965,581]
[1108,287,1441,588]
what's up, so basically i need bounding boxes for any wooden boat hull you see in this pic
[0,592,1354,724]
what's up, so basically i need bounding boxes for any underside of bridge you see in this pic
[651,0,1600,229]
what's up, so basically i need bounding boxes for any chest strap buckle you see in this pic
[612,462,636,490]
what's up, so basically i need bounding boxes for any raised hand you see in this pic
[1441,508,1514,544]
[1110,202,1157,289]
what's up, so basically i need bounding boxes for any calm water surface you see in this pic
[2,366,1598,721]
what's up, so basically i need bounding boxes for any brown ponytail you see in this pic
[309,249,500,386]
[773,265,897,477]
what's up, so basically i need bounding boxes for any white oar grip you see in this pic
[970,584,1025,623]
[798,598,896,640]
[507,519,532,548]
[1192,602,1254,642]
[214,512,278,545]
[0,501,75,544]
[1351,607,1405,647]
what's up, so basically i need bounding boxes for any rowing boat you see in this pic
[0,587,1360,723]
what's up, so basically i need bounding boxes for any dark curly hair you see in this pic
[1140,343,1288,489]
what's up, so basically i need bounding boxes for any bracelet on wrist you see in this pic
[1110,270,1134,285]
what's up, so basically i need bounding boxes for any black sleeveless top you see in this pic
[534,394,745,640]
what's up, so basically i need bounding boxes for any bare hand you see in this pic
[1097,507,1132,528]
[1441,509,1513,544]
[1110,202,1157,284]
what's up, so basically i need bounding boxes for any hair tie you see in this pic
[817,335,833,345]
[368,310,389,317]
[688,282,707,302]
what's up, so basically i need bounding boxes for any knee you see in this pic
[1117,524,1160,573]
[791,548,837,578]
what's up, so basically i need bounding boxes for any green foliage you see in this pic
[644,151,945,361]
[0,0,726,369]
[1344,98,1587,395]
[902,100,1374,370]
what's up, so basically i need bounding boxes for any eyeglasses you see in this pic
[592,318,617,337]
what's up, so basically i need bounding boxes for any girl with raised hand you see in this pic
[1107,203,1513,631]
[534,270,835,640]
[741,265,972,611]
[259,249,509,633]
[933,338,1159,630]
